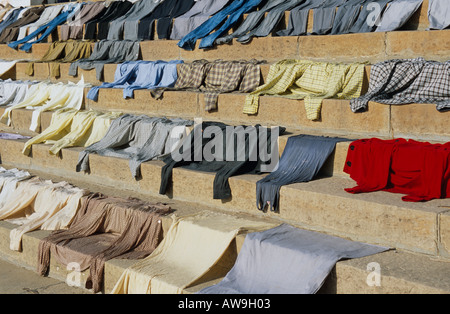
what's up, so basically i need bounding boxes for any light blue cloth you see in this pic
[376,0,423,32]
[178,0,262,50]
[87,60,183,101]
[198,223,390,294]
[428,0,450,29]
[8,3,83,52]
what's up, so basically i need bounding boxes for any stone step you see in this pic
[0,137,448,258]
[1,28,448,64]
[0,171,448,295]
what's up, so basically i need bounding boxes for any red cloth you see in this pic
[344,138,450,202]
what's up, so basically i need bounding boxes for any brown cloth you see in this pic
[0,6,45,44]
[37,193,172,293]
[26,40,93,78]
[59,1,106,41]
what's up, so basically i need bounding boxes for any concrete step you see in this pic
[1,28,448,64]
[0,137,448,258]
[0,170,448,295]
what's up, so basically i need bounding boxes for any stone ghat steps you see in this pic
[1,28,449,64]
[0,136,449,260]
[0,168,448,295]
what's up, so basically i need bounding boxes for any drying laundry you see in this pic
[0,167,31,209]
[0,79,38,106]
[59,1,106,41]
[0,132,30,140]
[0,5,44,43]
[8,2,83,52]
[68,40,140,81]
[153,59,262,111]
[350,58,450,112]
[87,60,183,101]
[136,0,196,40]
[159,121,284,200]
[111,210,275,294]
[25,40,93,78]
[375,0,423,32]
[0,60,18,76]
[22,108,122,156]
[76,114,193,179]
[256,134,350,212]
[84,0,134,40]
[0,176,89,251]
[244,59,365,120]
[344,138,450,202]
[170,0,230,40]
[177,0,262,50]
[107,0,164,41]
[428,0,450,30]
[16,5,63,42]
[38,193,172,294]
[0,78,88,132]
[198,223,389,294]
[347,0,392,34]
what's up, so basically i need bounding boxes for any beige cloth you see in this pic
[0,177,89,251]
[111,211,275,294]
[38,193,172,293]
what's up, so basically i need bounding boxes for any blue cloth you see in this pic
[8,3,82,52]
[0,8,24,35]
[177,0,262,51]
[87,60,183,101]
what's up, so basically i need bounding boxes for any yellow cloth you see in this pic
[111,211,275,294]
[0,78,88,132]
[243,60,365,120]
[0,177,89,251]
[22,108,122,156]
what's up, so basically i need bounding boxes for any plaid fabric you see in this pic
[152,59,262,111]
[350,58,450,112]
[244,60,365,120]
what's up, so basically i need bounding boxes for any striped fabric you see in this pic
[243,59,365,120]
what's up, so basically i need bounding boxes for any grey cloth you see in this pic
[428,0,450,30]
[236,0,306,44]
[311,0,347,35]
[170,0,230,40]
[256,135,350,212]
[215,0,288,45]
[106,0,165,40]
[348,0,391,34]
[330,0,366,35]
[76,114,193,179]
[198,223,389,294]
[68,40,140,81]
[376,0,423,32]
[0,79,37,106]
[350,58,450,112]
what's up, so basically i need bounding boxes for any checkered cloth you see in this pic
[350,58,450,112]
[152,59,263,111]
[243,60,365,120]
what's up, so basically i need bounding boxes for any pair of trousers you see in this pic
[0,6,45,43]
[235,0,306,44]
[137,0,196,40]
[60,1,106,41]
[8,4,79,52]
[276,0,325,36]
[170,0,230,40]
[69,40,140,81]
[177,0,262,50]
[347,0,391,34]
[428,0,450,29]
[83,1,134,40]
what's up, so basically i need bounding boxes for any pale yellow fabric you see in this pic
[0,78,88,132]
[22,108,122,156]
[111,211,276,294]
[243,60,365,120]
[0,177,89,251]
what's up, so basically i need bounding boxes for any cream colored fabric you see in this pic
[111,211,275,294]
[22,108,122,156]
[0,78,88,132]
[0,177,89,251]
[0,167,31,208]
